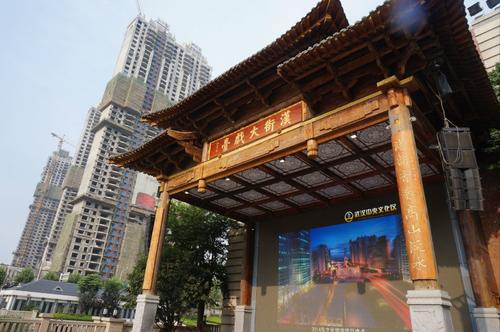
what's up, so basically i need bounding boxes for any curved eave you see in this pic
[277,0,499,120]
[141,0,348,127]
[108,131,195,177]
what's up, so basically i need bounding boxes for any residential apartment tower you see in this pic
[51,15,211,278]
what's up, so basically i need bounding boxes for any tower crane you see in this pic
[136,0,144,16]
[51,132,75,151]
[17,133,75,274]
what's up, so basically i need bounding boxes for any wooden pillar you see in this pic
[142,183,171,294]
[240,223,255,306]
[387,86,438,289]
[457,210,497,307]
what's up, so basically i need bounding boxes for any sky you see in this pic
[0,0,482,265]
[310,214,402,259]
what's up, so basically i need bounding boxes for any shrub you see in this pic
[52,313,93,321]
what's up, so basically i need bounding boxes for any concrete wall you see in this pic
[50,212,78,273]
[115,221,147,281]
[99,74,146,113]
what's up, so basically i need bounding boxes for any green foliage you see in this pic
[126,200,236,332]
[52,313,93,321]
[123,256,146,308]
[484,128,500,170]
[77,274,102,313]
[20,303,38,311]
[168,202,235,329]
[67,273,82,284]
[101,277,124,313]
[488,63,500,99]
[485,63,500,170]
[14,268,34,284]
[156,244,192,331]
[43,271,59,281]
[0,267,6,287]
[182,315,221,327]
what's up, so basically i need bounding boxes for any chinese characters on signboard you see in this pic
[344,204,397,222]
[208,102,304,159]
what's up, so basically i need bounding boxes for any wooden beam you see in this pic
[142,186,170,294]
[293,152,364,195]
[164,90,394,194]
[177,141,202,163]
[166,128,199,141]
[278,74,318,114]
[240,223,255,306]
[338,137,397,185]
[227,175,302,212]
[367,41,390,78]
[257,164,330,205]
[204,182,273,215]
[246,79,271,107]
[387,85,438,289]
[326,63,352,100]
[176,191,249,222]
[214,99,237,124]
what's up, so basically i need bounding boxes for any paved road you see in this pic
[279,276,411,330]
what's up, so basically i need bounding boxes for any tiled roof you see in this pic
[141,0,348,126]
[6,280,79,297]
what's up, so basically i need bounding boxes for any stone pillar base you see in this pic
[234,305,253,332]
[407,289,454,332]
[473,307,500,332]
[132,294,159,332]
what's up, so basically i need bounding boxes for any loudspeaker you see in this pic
[439,127,483,211]
[438,127,477,168]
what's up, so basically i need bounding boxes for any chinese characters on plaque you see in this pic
[208,102,304,160]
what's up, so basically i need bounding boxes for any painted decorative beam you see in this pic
[163,88,401,194]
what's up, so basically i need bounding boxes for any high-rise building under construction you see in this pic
[49,15,211,278]
[38,107,101,275]
[12,148,72,269]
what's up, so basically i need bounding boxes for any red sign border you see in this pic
[207,102,305,160]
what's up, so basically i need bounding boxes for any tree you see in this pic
[101,277,124,315]
[485,63,500,170]
[168,202,235,330]
[14,268,34,284]
[78,274,102,313]
[43,271,59,281]
[0,267,6,288]
[488,63,500,98]
[126,200,236,332]
[156,245,192,331]
[123,256,146,308]
[67,273,82,284]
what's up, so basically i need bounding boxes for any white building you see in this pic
[470,5,500,72]
[51,16,211,278]
[0,280,135,319]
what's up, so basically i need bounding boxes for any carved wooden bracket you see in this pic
[166,128,202,162]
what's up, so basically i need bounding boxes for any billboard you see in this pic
[278,214,412,331]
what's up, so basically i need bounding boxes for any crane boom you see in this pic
[136,0,143,16]
[51,132,75,151]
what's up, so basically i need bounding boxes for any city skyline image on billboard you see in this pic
[278,214,412,331]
